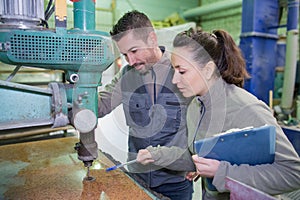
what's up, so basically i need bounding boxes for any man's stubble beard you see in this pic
[138,63,154,75]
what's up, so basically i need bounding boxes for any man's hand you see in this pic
[186,171,199,181]
[136,149,155,165]
[192,155,220,178]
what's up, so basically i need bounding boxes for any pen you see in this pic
[194,174,201,182]
[106,159,137,172]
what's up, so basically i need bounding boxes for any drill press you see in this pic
[0,0,114,179]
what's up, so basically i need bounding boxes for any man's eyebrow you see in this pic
[128,46,138,51]
[121,46,138,55]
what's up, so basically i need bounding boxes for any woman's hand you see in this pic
[136,149,155,165]
[192,154,220,178]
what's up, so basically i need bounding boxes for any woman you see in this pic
[137,28,300,199]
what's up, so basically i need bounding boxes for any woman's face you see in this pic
[171,47,209,97]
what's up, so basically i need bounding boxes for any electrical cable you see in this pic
[45,5,55,21]
[45,0,54,18]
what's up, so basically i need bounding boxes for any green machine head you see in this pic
[0,0,115,175]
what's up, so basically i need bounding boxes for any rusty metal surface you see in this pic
[0,136,153,200]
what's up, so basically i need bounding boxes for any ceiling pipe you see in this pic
[181,0,242,19]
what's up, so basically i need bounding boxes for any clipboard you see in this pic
[194,125,276,191]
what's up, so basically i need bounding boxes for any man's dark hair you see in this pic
[110,10,154,42]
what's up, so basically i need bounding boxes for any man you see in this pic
[98,10,194,200]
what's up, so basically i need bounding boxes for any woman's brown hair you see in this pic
[173,28,250,87]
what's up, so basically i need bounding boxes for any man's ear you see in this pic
[204,61,216,80]
[147,31,158,46]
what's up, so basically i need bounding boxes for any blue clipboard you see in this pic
[194,125,276,191]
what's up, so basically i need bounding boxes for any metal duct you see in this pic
[239,0,279,105]
[181,0,242,19]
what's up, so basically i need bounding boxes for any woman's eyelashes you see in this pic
[178,67,187,75]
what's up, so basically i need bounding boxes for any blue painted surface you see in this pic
[287,0,299,30]
[276,40,286,68]
[282,127,300,156]
[239,0,280,104]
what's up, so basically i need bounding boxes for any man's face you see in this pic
[116,30,158,75]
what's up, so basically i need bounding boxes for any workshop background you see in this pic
[0,0,299,199]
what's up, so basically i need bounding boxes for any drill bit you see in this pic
[84,166,95,181]
[87,166,90,177]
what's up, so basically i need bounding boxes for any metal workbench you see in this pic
[0,136,157,200]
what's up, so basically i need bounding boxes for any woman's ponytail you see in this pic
[213,30,250,87]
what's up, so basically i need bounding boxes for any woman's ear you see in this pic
[204,61,216,80]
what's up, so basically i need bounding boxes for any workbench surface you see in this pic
[0,136,153,200]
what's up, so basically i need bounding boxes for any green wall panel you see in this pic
[200,0,242,43]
